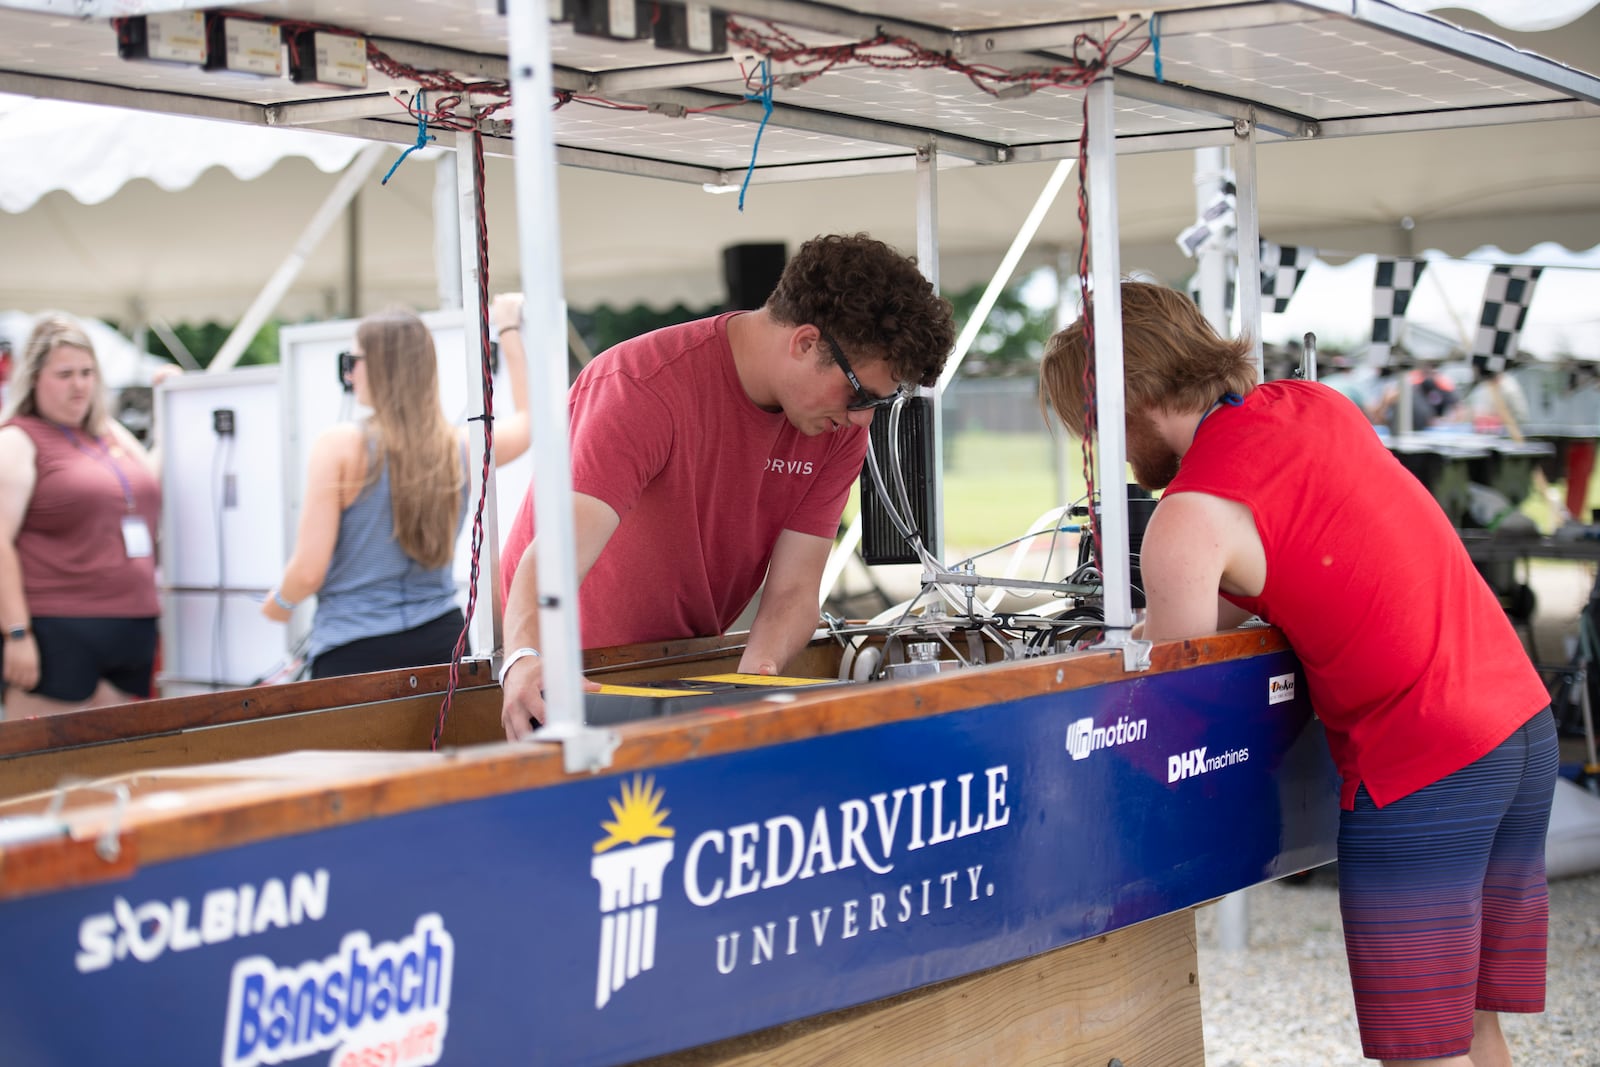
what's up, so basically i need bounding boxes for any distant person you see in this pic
[0,314,162,718]
[1365,368,1458,432]
[499,233,954,738]
[1042,282,1556,1067]
[263,301,529,678]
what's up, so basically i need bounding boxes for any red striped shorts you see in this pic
[1337,709,1558,1061]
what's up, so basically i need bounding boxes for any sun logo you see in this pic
[591,775,676,1009]
[596,774,674,853]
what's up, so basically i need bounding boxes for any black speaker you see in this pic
[723,243,788,311]
[860,396,939,566]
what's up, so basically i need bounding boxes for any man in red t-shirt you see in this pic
[1041,282,1557,1067]
[499,234,953,738]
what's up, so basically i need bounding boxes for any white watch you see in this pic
[498,646,541,688]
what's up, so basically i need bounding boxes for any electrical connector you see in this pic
[115,12,208,66]
[204,16,283,77]
[286,29,368,89]
[653,3,728,56]
[212,408,236,437]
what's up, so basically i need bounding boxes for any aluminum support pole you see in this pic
[914,140,946,562]
[456,131,502,664]
[1084,77,1136,644]
[1209,139,1255,954]
[1232,115,1264,376]
[507,0,615,770]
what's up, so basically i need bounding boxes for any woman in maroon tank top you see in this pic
[0,314,163,719]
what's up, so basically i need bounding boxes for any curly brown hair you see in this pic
[1041,281,1256,437]
[765,233,954,388]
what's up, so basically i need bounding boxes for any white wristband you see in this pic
[498,646,541,688]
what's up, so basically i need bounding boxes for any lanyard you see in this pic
[1195,391,1243,432]
[54,423,136,513]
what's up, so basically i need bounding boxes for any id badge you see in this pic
[122,515,153,559]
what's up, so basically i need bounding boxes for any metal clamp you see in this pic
[532,722,622,775]
[45,778,130,862]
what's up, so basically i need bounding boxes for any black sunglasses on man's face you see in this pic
[815,327,906,411]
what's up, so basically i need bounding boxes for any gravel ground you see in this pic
[1196,865,1600,1066]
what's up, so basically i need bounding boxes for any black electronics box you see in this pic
[585,674,846,725]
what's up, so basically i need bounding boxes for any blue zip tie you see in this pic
[1151,14,1164,83]
[383,92,435,186]
[737,63,774,212]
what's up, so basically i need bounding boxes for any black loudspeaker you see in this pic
[860,396,939,566]
[1080,485,1158,608]
[723,243,788,310]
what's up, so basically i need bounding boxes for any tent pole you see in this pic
[208,143,387,373]
[435,154,463,310]
[1233,114,1264,377]
[456,123,503,663]
[1193,146,1231,334]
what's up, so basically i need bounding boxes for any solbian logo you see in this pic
[1268,672,1296,705]
[1065,715,1148,761]
[592,775,676,1009]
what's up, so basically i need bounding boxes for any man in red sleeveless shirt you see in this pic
[499,234,953,739]
[1041,282,1556,1067]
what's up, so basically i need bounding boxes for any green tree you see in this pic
[943,271,1058,377]
[137,320,282,368]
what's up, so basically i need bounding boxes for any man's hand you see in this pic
[2,633,39,692]
[500,655,546,740]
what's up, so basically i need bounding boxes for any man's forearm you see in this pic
[738,592,823,675]
[504,548,544,655]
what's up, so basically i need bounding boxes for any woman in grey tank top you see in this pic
[262,301,529,678]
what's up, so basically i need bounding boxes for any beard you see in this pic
[1126,410,1180,490]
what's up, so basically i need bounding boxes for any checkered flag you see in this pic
[1471,265,1542,377]
[1261,240,1315,313]
[1369,258,1428,367]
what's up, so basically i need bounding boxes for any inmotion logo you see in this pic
[1064,715,1148,761]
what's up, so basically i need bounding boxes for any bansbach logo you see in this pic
[1167,746,1250,782]
[1065,715,1148,760]
[592,775,676,1009]
[1269,672,1296,705]
[221,914,454,1067]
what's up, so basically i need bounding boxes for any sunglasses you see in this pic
[337,350,364,394]
[815,327,906,411]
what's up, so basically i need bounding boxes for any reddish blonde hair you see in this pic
[1041,282,1256,436]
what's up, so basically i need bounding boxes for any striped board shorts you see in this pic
[1337,709,1558,1061]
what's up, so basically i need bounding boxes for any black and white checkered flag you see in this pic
[1369,258,1428,367]
[1472,265,1542,377]
[1260,240,1316,314]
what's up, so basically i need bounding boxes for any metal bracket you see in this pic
[43,779,130,862]
[532,722,621,774]
[1097,629,1153,672]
